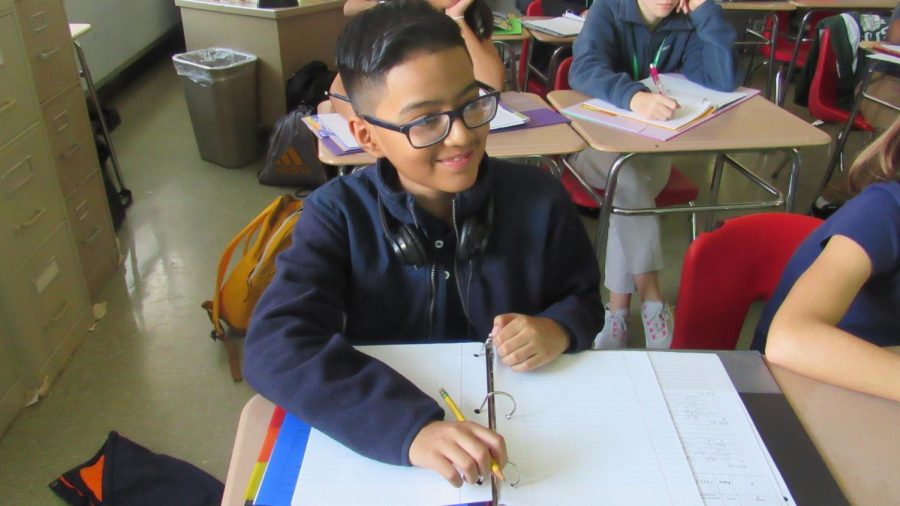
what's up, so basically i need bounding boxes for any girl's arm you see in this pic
[445,0,505,91]
[766,235,900,402]
[343,0,377,16]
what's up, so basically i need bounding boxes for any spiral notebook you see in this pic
[252,343,797,506]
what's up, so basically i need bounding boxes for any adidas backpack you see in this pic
[202,194,303,381]
[258,106,328,189]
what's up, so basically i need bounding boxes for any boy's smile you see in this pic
[349,46,488,220]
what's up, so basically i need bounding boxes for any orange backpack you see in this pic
[202,194,303,380]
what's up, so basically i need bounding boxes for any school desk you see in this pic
[818,42,900,198]
[546,89,830,266]
[778,0,897,106]
[316,92,586,168]
[219,349,900,506]
[175,0,348,128]
[720,1,798,100]
[520,16,578,96]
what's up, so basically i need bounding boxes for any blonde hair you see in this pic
[847,117,900,194]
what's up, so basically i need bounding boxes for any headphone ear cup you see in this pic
[395,224,430,267]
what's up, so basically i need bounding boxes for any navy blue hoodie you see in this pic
[570,0,738,110]
[243,157,603,466]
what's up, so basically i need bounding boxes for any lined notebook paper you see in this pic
[269,346,793,506]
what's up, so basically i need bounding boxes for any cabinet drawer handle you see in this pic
[3,157,36,194]
[15,208,46,231]
[0,99,15,115]
[82,226,101,245]
[37,47,60,60]
[29,11,48,32]
[45,301,70,327]
[62,142,82,159]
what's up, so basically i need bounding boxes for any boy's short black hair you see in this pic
[335,0,468,113]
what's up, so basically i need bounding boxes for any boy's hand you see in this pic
[676,0,706,14]
[445,0,475,19]
[491,314,570,371]
[409,420,507,487]
[630,91,680,121]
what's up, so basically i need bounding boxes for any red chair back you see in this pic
[761,11,833,68]
[554,55,573,91]
[518,0,546,94]
[808,28,875,130]
[671,213,823,350]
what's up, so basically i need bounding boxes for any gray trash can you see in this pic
[173,48,259,168]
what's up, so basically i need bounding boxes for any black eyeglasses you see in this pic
[360,84,500,148]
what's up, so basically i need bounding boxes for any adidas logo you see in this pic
[274,147,310,175]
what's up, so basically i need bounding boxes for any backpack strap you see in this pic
[203,197,284,338]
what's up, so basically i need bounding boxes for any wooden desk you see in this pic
[175,0,348,128]
[767,347,900,506]
[317,92,586,167]
[520,16,577,94]
[221,350,890,505]
[776,0,896,106]
[547,89,830,264]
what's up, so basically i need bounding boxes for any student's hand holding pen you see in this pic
[409,420,508,487]
[630,91,680,121]
[491,314,570,371]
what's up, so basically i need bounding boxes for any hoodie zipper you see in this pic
[407,197,436,337]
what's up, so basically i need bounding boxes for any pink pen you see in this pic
[649,64,668,96]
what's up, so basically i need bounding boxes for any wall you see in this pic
[63,0,181,85]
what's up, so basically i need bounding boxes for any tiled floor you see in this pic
[0,52,841,504]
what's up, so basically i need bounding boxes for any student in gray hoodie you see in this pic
[568,0,738,351]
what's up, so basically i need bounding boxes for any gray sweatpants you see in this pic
[570,148,672,294]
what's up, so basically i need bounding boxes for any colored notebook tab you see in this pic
[522,12,584,37]
[244,407,286,504]
[253,413,311,506]
[562,75,758,141]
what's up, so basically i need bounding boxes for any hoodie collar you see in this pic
[619,0,694,31]
[373,155,493,226]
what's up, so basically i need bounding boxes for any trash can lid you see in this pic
[172,48,258,71]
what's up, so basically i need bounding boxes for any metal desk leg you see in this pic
[779,10,813,107]
[785,148,801,212]
[73,39,127,191]
[704,154,726,231]
[546,44,571,91]
[766,12,779,101]
[818,61,874,199]
[595,153,636,268]
[493,41,518,91]
[522,39,534,92]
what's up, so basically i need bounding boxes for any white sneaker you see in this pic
[593,305,629,349]
[641,301,673,349]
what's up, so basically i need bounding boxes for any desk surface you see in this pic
[318,92,586,166]
[520,17,578,44]
[221,350,898,505]
[788,0,896,8]
[719,1,796,11]
[492,28,532,42]
[546,89,831,154]
[767,348,900,506]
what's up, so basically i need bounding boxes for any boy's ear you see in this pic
[348,116,386,159]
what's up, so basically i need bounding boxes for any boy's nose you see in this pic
[444,116,476,146]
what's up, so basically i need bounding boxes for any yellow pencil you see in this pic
[439,388,505,481]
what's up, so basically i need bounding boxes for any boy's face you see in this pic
[636,0,677,22]
[349,46,488,200]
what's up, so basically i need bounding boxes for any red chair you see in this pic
[553,56,701,239]
[671,213,823,350]
[755,11,833,105]
[518,0,547,95]
[808,28,875,131]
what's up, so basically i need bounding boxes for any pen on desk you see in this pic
[649,64,668,96]
[439,388,506,481]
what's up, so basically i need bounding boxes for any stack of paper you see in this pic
[522,12,584,37]
[562,74,758,140]
[302,114,363,156]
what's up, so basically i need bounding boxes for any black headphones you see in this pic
[378,194,493,267]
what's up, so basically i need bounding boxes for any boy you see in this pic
[244,0,603,487]
[568,0,737,350]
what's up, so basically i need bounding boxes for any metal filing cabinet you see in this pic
[0,0,118,436]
